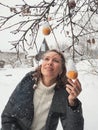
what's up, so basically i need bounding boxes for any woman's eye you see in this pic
[43,57,49,61]
[53,59,60,63]
[43,57,60,63]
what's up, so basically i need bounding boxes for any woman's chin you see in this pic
[43,73,55,78]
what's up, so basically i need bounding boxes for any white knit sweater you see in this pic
[31,80,56,130]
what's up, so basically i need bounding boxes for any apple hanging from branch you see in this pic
[42,22,51,35]
[66,59,78,80]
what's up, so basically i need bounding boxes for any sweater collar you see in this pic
[37,80,56,94]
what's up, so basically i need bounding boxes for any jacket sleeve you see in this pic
[60,99,84,130]
[1,90,23,130]
[1,72,33,130]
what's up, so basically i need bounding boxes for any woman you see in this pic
[1,49,84,130]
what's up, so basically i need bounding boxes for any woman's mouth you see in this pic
[45,67,53,71]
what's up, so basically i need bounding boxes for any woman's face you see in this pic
[41,51,63,80]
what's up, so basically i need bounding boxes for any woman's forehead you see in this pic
[44,51,61,58]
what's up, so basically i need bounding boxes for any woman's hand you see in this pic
[66,78,82,106]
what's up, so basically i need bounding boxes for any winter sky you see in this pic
[0,0,71,52]
[0,0,59,52]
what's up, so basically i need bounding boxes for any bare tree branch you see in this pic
[0,0,98,61]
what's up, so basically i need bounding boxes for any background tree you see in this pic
[0,0,98,61]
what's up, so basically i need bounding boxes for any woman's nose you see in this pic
[48,59,53,65]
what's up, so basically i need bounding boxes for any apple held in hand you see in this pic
[66,70,78,80]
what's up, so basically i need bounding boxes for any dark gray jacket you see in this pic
[1,71,84,130]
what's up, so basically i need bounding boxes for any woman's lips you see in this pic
[45,67,53,71]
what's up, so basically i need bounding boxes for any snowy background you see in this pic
[0,60,98,130]
[0,0,98,129]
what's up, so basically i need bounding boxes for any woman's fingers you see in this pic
[67,78,82,93]
[75,79,82,92]
[66,85,71,94]
[66,84,79,96]
[66,78,82,99]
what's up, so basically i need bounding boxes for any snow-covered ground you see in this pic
[0,60,98,130]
